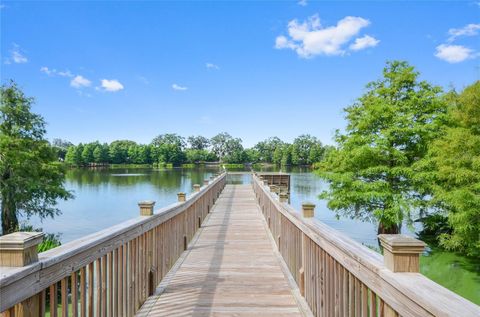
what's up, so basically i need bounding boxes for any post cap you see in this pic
[203,179,209,185]
[138,200,155,208]
[0,232,44,251]
[378,234,426,254]
[193,184,201,192]
[177,192,186,202]
[302,202,316,209]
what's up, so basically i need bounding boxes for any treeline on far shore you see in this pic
[53,133,332,167]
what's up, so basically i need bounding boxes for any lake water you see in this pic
[25,166,479,304]
[27,166,380,245]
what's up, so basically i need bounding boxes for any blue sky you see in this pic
[1,1,479,147]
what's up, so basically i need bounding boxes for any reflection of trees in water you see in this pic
[291,172,324,197]
[65,167,217,191]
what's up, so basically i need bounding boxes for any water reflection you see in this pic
[26,167,219,242]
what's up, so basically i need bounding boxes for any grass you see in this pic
[420,250,480,305]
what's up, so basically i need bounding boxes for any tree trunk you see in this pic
[377,222,400,234]
[1,199,18,235]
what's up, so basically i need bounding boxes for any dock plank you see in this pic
[137,185,304,317]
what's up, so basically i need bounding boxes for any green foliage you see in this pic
[0,82,73,234]
[414,81,480,256]
[187,135,210,150]
[211,132,246,163]
[254,137,284,163]
[291,134,323,165]
[317,61,447,233]
[151,133,186,165]
[18,224,61,252]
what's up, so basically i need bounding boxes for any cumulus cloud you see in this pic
[70,75,92,88]
[5,44,28,64]
[172,83,187,91]
[349,35,380,51]
[206,63,220,70]
[100,79,124,92]
[435,23,479,63]
[447,23,480,42]
[435,44,475,63]
[274,14,377,57]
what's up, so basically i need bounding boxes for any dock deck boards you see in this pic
[137,184,304,317]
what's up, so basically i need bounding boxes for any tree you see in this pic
[0,82,73,234]
[65,144,83,166]
[414,81,480,256]
[281,145,293,166]
[254,137,284,163]
[109,140,136,164]
[151,134,186,165]
[93,143,110,164]
[51,138,73,161]
[187,135,210,150]
[291,134,322,165]
[317,61,447,234]
[211,133,245,163]
[81,142,96,164]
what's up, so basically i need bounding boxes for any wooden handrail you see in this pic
[0,172,227,315]
[252,173,480,317]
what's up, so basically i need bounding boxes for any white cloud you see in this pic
[447,23,480,42]
[58,70,73,77]
[172,83,187,91]
[435,44,475,63]
[100,79,124,92]
[274,14,376,57]
[40,66,73,77]
[298,0,307,6]
[70,75,92,88]
[5,44,28,64]
[206,63,220,70]
[40,66,54,75]
[349,35,380,51]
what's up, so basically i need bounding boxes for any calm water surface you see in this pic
[27,167,220,242]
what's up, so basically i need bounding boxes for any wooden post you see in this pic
[270,185,278,194]
[279,192,289,202]
[302,202,315,218]
[177,192,186,202]
[0,232,43,267]
[378,234,425,273]
[0,232,44,316]
[193,184,201,192]
[138,201,155,216]
[203,179,209,186]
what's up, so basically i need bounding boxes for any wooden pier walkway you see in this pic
[137,184,306,316]
[1,172,479,317]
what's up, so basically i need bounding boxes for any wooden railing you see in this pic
[252,173,480,317]
[0,172,226,316]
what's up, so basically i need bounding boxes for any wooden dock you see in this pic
[1,172,479,317]
[137,185,307,316]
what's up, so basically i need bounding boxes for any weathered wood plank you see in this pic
[137,185,304,316]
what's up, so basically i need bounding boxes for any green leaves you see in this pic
[1,82,73,234]
[415,81,480,257]
[317,61,447,233]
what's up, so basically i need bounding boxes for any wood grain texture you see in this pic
[137,185,304,317]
